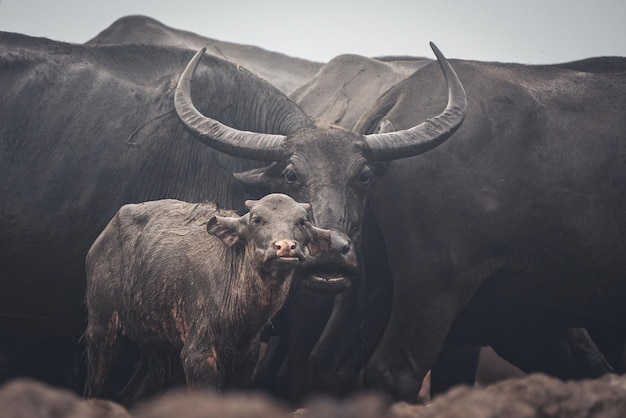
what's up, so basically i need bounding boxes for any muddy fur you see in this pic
[84,194,327,402]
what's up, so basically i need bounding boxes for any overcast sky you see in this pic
[1,0,625,64]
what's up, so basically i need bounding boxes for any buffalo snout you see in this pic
[298,229,358,294]
[265,239,305,267]
[274,239,298,258]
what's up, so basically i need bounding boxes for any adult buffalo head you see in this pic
[175,43,466,293]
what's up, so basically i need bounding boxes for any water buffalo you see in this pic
[85,194,348,398]
[355,56,626,401]
[86,15,322,95]
[0,31,466,391]
[270,49,612,401]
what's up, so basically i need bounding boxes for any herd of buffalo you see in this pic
[2,14,626,416]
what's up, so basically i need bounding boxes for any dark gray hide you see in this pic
[84,194,339,397]
[86,15,323,95]
[356,57,626,401]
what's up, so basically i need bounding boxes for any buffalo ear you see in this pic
[299,202,311,213]
[234,163,282,197]
[207,215,242,246]
[377,119,396,134]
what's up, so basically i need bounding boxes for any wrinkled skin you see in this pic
[356,58,626,401]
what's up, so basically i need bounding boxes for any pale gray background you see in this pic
[0,0,624,64]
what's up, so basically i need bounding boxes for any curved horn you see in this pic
[175,48,288,162]
[362,42,467,161]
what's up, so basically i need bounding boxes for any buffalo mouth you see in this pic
[272,256,301,265]
[298,257,356,294]
[265,253,305,270]
[303,271,353,294]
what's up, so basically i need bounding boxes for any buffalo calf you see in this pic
[84,194,336,399]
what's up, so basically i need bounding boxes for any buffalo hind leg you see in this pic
[84,314,124,398]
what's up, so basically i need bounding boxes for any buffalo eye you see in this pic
[251,216,263,226]
[283,167,298,184]
[358,165,375,186]
[296,218,307,227]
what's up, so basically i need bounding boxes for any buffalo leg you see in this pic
[84,318,124,398]
[119,349,182,404]
[364,290,463,403]
[180,343,224,391]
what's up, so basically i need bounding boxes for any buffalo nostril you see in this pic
[330,232,352,255]
[274,240,297,257]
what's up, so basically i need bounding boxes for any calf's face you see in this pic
[207,194,312,273]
